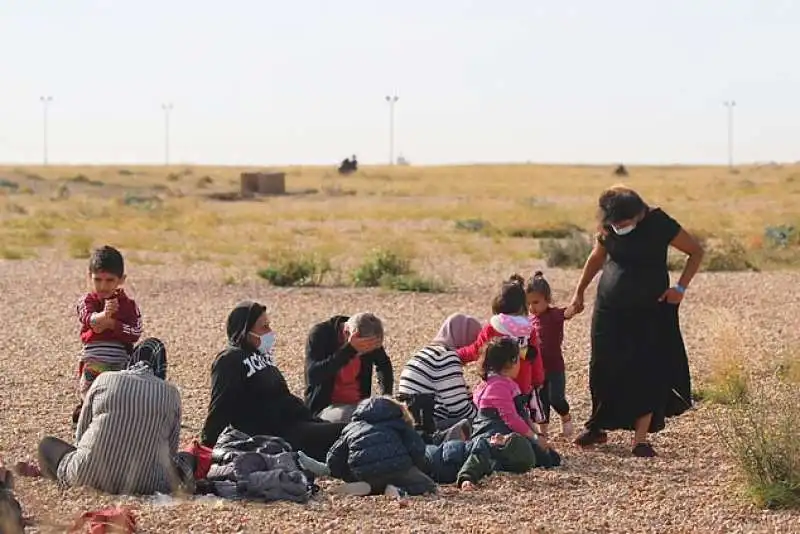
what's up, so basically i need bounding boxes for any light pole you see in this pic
[161,103,173,166]
[39,96,53,165]
[723,100,736,170]
[385,95,399,165]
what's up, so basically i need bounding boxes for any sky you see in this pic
[1,0,799,166]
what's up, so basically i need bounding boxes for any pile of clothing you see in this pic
[201,427,315,504]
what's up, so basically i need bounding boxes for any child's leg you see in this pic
[130,338,167,379]
[539,377,553,436]
[390,466,437,496]
[548,371,570,418]
[548,372,573,436]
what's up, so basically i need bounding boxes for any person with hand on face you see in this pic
[201,301,345,461]
[567,185,704,457]
[305,313,394,424]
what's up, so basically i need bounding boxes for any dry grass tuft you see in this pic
[697,312,750,405]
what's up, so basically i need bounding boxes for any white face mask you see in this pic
[251,331,276,355]
[612,223,636,236]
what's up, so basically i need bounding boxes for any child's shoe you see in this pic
[384,484,406,499]
[330,481,372,496]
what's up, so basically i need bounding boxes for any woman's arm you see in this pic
[575,240,607,296]
[670,229,704,290]
[567,240,607,315]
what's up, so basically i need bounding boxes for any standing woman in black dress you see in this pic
[567,185,704,457]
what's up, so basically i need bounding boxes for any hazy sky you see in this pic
[2,0,799,165]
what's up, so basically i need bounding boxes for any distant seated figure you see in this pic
[614,164,628,177]
[338,155,358,175]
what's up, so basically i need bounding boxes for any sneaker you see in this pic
[632,442,657,458]
[573,429,608,447]
[561,420,575,438]
[384,484,406,499]
[330,481,372,496]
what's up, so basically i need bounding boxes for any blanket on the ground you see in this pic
[205,426,313,504]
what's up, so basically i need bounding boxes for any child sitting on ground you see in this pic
[526,271,577,438]
[457,275,547,433]
[73,246,165,424]
[425,431,536,490]
[471,338,561,468]
[327,396,437,498]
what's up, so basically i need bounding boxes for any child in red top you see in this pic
[526,271,577,438]
[72,246,167,425]
[456,275,546,424]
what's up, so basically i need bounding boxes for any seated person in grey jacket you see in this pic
[424,432,535,490]
[326,397,436,497]
[37,355,183,496]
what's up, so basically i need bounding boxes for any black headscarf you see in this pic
[226,301,267,348]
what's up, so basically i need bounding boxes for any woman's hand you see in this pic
[566,292,585,318]
[658,287,684,305]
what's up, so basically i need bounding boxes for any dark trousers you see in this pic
[37,437,76,480]
[363,466,436,496]
[282,421,346,462]
[540,371,570,423]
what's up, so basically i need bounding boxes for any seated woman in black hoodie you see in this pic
[200,301,344,461]
[304,313,394,423]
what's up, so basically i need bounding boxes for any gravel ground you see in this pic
[1,254,799,533]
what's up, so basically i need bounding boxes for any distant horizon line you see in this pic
[1,160,798,168]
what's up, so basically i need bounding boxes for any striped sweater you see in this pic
[58,363,182,495]
[398,345,477,423]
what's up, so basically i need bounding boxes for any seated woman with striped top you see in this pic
[398,314,483,432]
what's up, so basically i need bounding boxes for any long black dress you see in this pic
[586,208,692,434]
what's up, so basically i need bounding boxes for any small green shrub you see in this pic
[64,174,103,186]
[454,219,489,233]
[506,223,582,239]
[720,383,800,509]
[196,176,214,188]
[257,256,331,287]
[764,225,797,248]
[166,173,181,182]
[122,194,163,211]
[705,238,759,272]
[67,234,94,259]
[118,169,136,176]
[541,232,592,268]
[0,247,27,260]
[697,372,749,406]
[379,274,446,293]
[0,178,19,191]
[352,249,411,287]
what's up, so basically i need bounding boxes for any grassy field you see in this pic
[1,163,799,283]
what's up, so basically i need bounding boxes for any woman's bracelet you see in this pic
[674,284,687,294]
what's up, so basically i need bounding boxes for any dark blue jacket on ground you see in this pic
[327,397,427,482]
